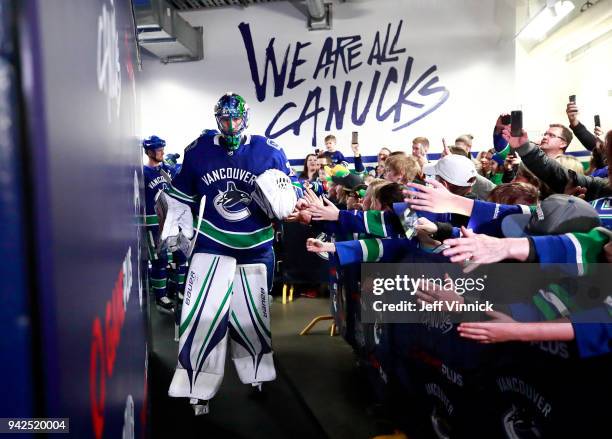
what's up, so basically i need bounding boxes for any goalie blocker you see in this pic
[251,168,298,220]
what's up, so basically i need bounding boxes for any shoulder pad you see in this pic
[185,138,199,152]
[250,135,283,152]
[184,132,215,153]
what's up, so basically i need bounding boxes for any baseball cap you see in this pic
[491,152,505,167]
[331,172,363,189]
[342,183,368,198]
[423,155,477,187]
[502,194,601,237]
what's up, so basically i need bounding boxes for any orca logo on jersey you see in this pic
[213,181,252,222]
[502,405,542,439]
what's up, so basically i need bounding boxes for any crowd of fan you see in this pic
[283,101,611,436]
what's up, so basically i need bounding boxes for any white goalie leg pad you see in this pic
[168,253,237,401]
[229,263,276,384]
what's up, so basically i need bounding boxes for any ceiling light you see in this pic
[517,0,576,41]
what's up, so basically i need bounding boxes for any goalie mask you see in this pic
[214,93,250,152]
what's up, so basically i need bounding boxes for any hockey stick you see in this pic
[187,195,206,259]
[159,168,173,183]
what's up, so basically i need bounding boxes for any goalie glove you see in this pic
[156,191,194,255]
[251,169,297,220]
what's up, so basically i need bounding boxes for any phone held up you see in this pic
[569,94,576,103]
[594,115,601,128]
[351,131,358,145]
[511,110,523,137]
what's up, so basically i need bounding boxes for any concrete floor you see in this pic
[149,295,385,439]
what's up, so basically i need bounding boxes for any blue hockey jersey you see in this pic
[167,133,295,257]
[323,150,349,167]
[144,162,176,230]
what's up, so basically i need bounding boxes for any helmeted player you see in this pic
[158,93,300,415]
[143,135,181,313]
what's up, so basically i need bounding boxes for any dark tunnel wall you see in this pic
[15,0,148,437]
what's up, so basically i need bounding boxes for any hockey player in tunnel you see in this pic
[158,93,303,415]
[142,135,188,315]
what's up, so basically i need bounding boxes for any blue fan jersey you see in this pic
[323,150,349,167]
[591,197,612,230]
[167,134,296,258]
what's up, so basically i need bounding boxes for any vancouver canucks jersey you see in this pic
[144,163,176,230]
[167,133,295,257]
[591,197,612,230]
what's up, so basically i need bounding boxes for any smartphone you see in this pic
[351,131,358,145]
[501,114,512,125]
[569,94,576,103]
[511,110,523,137]
[594,115,601,128]
[314,148,321,155]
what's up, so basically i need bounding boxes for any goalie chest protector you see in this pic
[169,134,294,255]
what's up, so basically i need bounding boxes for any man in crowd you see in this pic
[539,123,573,159]
[411,136,430,168]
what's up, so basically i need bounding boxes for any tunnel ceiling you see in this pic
[167,0,287,11]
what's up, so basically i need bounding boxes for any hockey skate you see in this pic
[156,296,174,314]
[189,398,209,416]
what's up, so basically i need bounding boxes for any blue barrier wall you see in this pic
[0,0,33,424]
[18,0,147,437]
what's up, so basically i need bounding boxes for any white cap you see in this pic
[423,155,477,187]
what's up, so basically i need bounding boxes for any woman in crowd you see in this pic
[299,153,321,182]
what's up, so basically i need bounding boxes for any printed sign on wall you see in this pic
[140,0,515,159]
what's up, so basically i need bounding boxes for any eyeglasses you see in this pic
[542,132,567,142]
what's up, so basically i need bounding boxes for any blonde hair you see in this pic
[385,155,421,183]
[366,179,391,199]
[412,136,430,148]
[324,134,336,143]
[455,134,473,148]
[555,154,584,175]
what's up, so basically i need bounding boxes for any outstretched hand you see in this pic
[404,179,473,216]
[566,102,579,127]
[442,227,509,264]
[306,238,336,253]
[303,187,323,208]
[441,138,451,157]
[415,273,465,313]
[495,113,511,134]
[501,126,529,149]
[307,196,340,221]
[286,209,312,224]
[457,310,519,343]
[594,125,604,144]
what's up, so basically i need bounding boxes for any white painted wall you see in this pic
[139,0,516,161]
[515,0,612,153]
